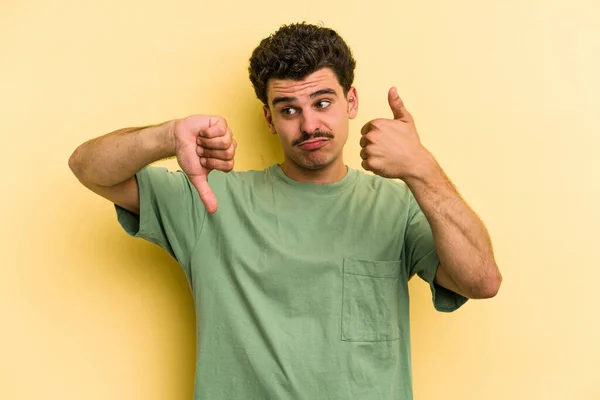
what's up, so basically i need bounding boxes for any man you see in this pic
[69,22,501,399]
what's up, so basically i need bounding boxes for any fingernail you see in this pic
[197,146,204,155]
[200,157,206,165]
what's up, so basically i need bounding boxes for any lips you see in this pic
[297,139,330,150]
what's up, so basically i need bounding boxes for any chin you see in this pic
[298,162,327,171]
[294,154,337,171]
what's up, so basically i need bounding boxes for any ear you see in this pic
[263,105,277,134]
[346,87,358,119]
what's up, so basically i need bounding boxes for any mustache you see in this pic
[292,131,335,146]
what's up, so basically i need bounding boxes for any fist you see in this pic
[174,115,236,213]
[360,87,431,180]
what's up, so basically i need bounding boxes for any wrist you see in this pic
[401,151,445,188]
[144,120,178,159]
[402,151,453,197]
[164,119,178,156]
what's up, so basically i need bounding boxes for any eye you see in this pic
[315,100,331,109]
[281,107,297,116]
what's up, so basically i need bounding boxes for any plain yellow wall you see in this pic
[2,0,599,399]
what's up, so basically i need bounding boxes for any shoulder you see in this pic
[138,165,267,196]
[207,168,267,187]
[137,164,189,190]
[354,169,414,207]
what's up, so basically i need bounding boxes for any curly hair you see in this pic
[248,22,357,105]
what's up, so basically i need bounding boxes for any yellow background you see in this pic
[2,0,599,399]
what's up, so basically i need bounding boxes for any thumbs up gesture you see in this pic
[174,115,236,214]
[360,87,434,180]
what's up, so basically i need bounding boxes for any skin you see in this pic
[360,85,502,299]
[69,64,501,299]
[261,68,502,299]
[262,68,358,184]
[68,115,235,215]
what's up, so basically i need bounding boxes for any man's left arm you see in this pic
[403,157,502,299]
[360,86,502,299]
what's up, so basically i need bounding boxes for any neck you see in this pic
[280,158,348,184]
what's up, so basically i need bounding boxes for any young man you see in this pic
[69,22,501,400]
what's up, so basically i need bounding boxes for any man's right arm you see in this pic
[68,120,177,215]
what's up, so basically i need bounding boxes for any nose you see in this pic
[300,109,320,134]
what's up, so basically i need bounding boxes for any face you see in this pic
[263,68,358,172]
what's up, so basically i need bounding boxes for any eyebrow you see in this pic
[271,88,337,107]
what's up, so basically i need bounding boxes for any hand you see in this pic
[173,115,236,213]
[360,87,433,180]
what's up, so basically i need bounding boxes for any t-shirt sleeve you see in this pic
[404,193,468,312]
[114,165,206,282]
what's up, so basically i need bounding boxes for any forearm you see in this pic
[69,120,177,187]
[404,154,501,298]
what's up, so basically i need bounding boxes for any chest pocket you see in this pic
[341,258,401,342]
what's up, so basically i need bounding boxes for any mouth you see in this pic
[297,138,330,150]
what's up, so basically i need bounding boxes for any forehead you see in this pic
[267,68,342,105]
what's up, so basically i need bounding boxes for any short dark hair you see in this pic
[248,22,357,105]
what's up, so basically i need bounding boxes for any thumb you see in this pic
[388,86,411,122]
[189,175,218,214]
[208,116,227,132]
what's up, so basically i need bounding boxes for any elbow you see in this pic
[68,147,85,179]
[470,265,502,299]
[68,148,79,173]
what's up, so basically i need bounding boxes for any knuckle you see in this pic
[202,159,212,167]
[206,157,217,168]
[203,138,217,149]
[223,160,234,172]
[371,119,388,130]
[219,138,230,149]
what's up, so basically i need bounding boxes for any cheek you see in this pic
[272,119,298,142]
[325,108,348,133]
